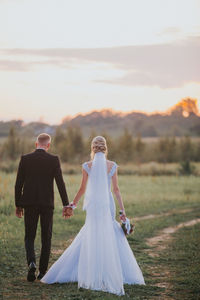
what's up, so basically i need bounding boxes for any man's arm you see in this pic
[15,156,25,208]
[54,156,69,207]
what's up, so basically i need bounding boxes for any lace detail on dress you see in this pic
[82,162,91,174]
[82,161,118,177]
[109,162,118,177]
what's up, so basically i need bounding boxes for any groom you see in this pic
[15,133,73,282]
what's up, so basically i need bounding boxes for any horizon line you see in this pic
[1,98,199,126]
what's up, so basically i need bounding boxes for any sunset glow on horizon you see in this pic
[0,0,199,124]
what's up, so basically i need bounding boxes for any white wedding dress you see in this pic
[41,152,145,295]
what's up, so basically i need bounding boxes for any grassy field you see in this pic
[1,161,200,176]
[0,172,200,299]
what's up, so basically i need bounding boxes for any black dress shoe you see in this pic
[37,272,45,280]
[27,262,36,282]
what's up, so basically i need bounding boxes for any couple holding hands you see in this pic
[15,133,145,296]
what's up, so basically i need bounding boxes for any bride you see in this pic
[41,136,145,295]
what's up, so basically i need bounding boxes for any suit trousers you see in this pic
[24,206,53,273]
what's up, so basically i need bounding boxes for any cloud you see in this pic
[0,36,199,88]
[0,59,31,71]
[157,26,182,36]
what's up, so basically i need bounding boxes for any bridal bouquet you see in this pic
[119,212,135,235]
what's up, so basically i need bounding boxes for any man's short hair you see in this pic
[36,133,51,145]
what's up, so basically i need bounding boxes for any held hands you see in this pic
[15,207,24,218]
[62,202,77,219]
[62,206,73,219]
[15,206,74,219]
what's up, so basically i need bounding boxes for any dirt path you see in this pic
[50,210,199,299]
[133,208,192,222]
[146,218,200,256]
[145,217,200,299]
[51,209,195,257]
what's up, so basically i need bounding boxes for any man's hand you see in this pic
[15,207,24,218]
[62,206,73,219]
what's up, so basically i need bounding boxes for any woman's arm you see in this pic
[112,169,126,221]
[72,168,88,206]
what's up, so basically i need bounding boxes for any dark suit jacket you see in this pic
[15,149,69,208]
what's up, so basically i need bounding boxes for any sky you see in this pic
[0,0,199,124]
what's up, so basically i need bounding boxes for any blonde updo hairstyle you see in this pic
[90,136,108,160]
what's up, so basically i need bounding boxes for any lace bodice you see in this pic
[82,162,118,190]
[82,161,118,181]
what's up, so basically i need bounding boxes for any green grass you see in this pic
[0,173,200,299]
[162,223,200,300]
[1,161,200,176]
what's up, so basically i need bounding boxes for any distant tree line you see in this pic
[1,99,200,139]
[0,126,200,166]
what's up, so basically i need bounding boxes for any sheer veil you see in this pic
[83,151,110,212]
[78,152,124,295]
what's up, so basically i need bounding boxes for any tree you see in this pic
[118,128,134,163]
[134,134,145,163]
[85,130,97,160]
[100,131,117,160]
[52,127,68,162]
[156,136,178,163]
[169,98,199,117]
[3,127,20,160]
[179,136,194,161]
[72,127,85,161]
[54,127,65,145]
[66,126,85,162]
[169,136,177,162]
